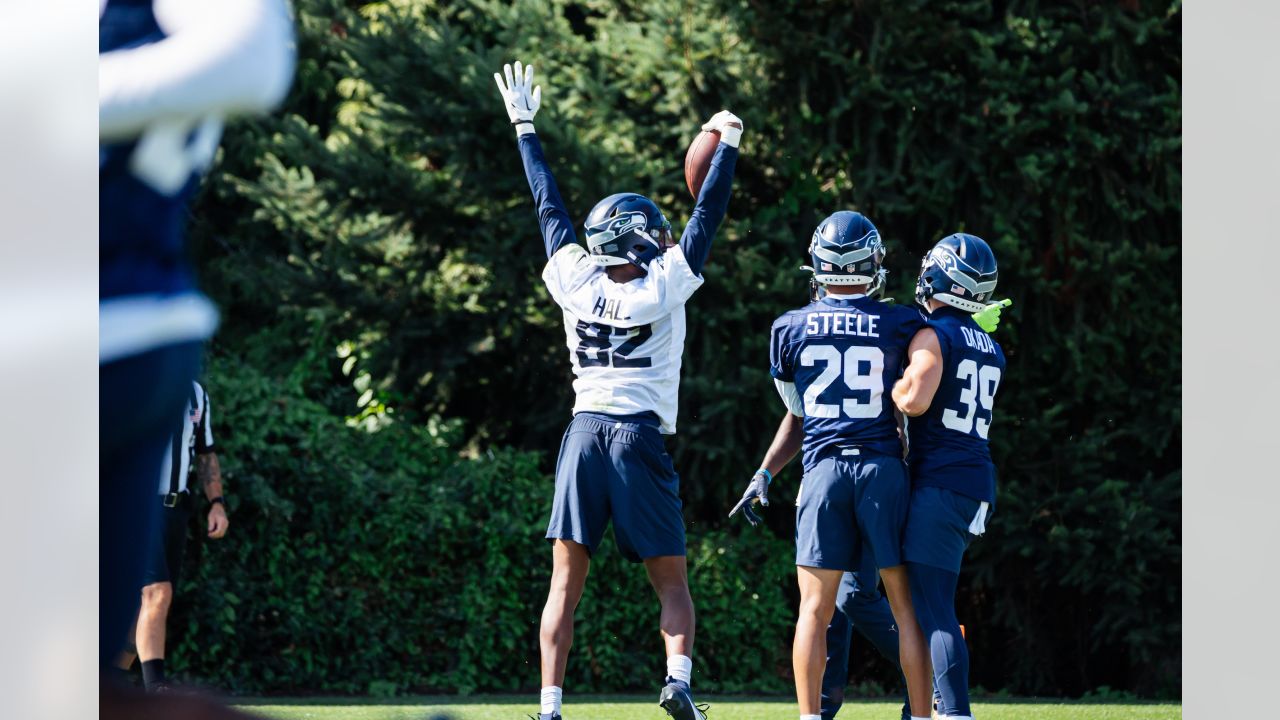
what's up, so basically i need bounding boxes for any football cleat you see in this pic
[659,677,708,720]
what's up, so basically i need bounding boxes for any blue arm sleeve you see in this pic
[517,133,577,259]
[679,142,739,276]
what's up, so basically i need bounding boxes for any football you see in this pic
[684,128,720,198]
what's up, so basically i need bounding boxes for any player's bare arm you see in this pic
[729,411,802,526]
[892,327,944,417]
[197,453,229,539]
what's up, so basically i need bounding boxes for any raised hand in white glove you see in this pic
[493,60,541,134]
[701,109,744,148]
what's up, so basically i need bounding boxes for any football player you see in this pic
[494,61,742,720]
[99,0,294,672]
[733,413,911,720]
[731,211,934,720]
[891,234,1007,720]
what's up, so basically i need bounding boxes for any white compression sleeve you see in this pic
[774,379,805,417]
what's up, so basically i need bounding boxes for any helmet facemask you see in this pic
[807,215,886,288]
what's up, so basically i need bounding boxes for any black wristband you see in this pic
[209,496,227,508]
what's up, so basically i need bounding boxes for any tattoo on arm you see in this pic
[198,453,223,499]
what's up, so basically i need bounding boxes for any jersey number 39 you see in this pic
[799,345,885,419]
[941,359,1002,438]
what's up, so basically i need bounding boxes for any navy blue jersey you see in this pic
[100,0,220,301]
[906,307,1007,503]
[771,296,926,471]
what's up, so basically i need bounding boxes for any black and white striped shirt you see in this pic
[157,381,216,495]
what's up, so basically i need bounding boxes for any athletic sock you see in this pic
[540,686,562,715]
[801,715,822,720]
[140,659,166,689]
[666,654,693,686]
[911,716,933,720]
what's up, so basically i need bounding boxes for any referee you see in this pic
[118,380,230,692]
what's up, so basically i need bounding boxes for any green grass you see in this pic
[235,695,1182,720]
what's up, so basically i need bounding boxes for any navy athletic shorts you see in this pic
[901,486,987,573]
[546,412,686,562]
[795,450,909,572]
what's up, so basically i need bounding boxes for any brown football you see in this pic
[684,129,720,199]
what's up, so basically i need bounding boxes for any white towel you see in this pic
[968,501,990,536]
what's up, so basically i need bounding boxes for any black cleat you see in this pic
[527,714,561,720]
[659,678,708,720]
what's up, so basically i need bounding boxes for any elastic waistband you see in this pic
[573,410,661,429]
[814,444,901,465]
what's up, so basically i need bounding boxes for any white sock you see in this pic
[801,715,822,720]
[912,716,934,720]
[666,654,693,685]
[540,686,562,715]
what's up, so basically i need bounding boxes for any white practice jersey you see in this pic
[542,244,705,434]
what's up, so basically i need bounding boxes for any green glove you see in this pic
[972,298,1012,333]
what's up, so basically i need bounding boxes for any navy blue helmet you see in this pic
[584,193,673,271]
[915,233,999,312]
[806,211,886,288]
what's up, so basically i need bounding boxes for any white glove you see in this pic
[701,109,743,148]
[493,60,541,135]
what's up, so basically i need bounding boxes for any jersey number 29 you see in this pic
[799,345,884,419]
[941,359,1002,438]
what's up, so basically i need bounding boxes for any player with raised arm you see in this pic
[734,270,1005,719]
[494,61,741,720]
[730,211,934,720]
[891,234,1007,720]
[99,0,294,672]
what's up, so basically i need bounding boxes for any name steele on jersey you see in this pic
[805,311,880,338]
[958,326,997,355]
[592,295,630,322]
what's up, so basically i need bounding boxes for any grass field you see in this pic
[235,695,1182,720]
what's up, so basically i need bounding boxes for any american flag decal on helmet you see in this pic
[821,262,833,271]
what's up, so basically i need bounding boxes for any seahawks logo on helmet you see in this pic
[915,233,999,313]
[583,193,671,271]
[587,212,649,256]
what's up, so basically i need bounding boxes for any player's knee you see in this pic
[799,592,836,620]
[653,577,692,606]
[140,583,173,612]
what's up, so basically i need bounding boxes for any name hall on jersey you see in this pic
[592,296,629,321]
